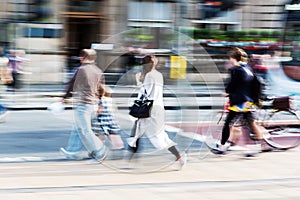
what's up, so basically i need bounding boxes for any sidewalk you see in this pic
[0,148,299,199]
[0,99,299,199]
[0,83,226,110]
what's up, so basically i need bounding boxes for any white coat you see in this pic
[128,69,176,150]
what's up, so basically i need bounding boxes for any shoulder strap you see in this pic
[240,63,254,77]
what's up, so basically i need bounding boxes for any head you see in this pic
[103,85,113,98]
[228,47,248,64]
[139,54,157,82]
[79,49,97,63]
[9,50,16,57]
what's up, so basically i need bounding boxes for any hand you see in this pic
[151,55,158,66]
[62,98,72,104]
[135,72,141,83]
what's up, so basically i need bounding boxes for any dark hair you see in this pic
[139,54,155,82]
[229,47,248,63]
[135,54,152,65]
[142,55,152,64]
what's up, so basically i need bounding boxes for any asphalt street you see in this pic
[0,83,300,199]
[0,111,299,200]
[0,110,208,163]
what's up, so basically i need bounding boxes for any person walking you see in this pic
[127,54,186,169]
[216,47,268,154]
[0,47,9,121]
[92,85,124,150]
[7,50,26,91]
[60,49,107,163]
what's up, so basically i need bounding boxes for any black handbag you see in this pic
[129,90,153,118]
[273,96,290,110]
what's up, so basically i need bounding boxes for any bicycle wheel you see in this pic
[262,110,300,150]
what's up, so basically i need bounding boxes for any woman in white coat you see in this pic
[128,54,186,168]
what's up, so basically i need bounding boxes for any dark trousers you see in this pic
[221,110,254,145]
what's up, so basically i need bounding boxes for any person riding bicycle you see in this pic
[216,47,268,154]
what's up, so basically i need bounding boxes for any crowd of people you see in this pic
[0,48,30,120]
[0,46,278,169]
[59,48,187,169]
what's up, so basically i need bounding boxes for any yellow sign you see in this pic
[170,56,187,79]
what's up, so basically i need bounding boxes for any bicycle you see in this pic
[205,95,300,156]
[256,95,300,150]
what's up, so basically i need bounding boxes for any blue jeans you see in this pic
[0,104,6,114]
[66,104,104,155]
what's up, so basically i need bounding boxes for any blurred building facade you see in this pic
[0,0,293,84]
[188,0,289,31]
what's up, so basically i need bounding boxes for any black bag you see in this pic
[273,96,290,110]
[129,99,153,118]
[251,74,263,104]
[129,90,153,118]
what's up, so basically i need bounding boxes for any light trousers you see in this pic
[66,104,104,154]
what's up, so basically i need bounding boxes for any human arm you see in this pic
[225,67,241,94]
[62,68,80,103]
[97,99,103,114]
[140,73,154,99]
[135,72,142,86]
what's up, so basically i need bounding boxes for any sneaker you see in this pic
[211,144,227,155]
[90,146,108,164]
[178,153,187,170]
[214,141,232,150]
[212,149,227,155]
[0,110,8,122]
[60,147,86,160]
[244,144,261,157]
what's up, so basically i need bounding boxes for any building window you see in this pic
[128,2,172,21]
[22,27,63,38]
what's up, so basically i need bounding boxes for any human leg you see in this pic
[146,129,184,165]
[228,126,242,145]
[60,116,88,160]
[0,104,8,121]
[65,127,85,152]
[168,145,180,160]
[214,111,238,153]
[74,104,107,161]
[168,145,186,169]
[221,111,237,145]
[76,104,105,150]
[148,132,186,169]
[245,112,269,140]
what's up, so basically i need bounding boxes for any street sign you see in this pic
[91,43,114,50]
[170,55,187,79]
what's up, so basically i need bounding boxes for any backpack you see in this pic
[251,74,263,104]
[240,63,262,104]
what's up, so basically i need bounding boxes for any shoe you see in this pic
[0,110,8,122]
[244,144,261,157]
[90,146,108,164]
[244,152,257,157]
[261,143,274,152]
[212,149,227,155]
[60,147,85,160]
[177,153,187,170]
[214,141,232,150]
[211,144,227,155]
